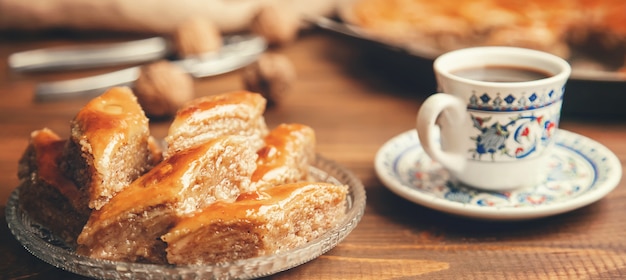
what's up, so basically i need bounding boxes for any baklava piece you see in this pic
[61,86,156,210]
[162,182,348,265]
[252,123,316,189]
[76,135,258,264]
[17,128,90,246]
[165,90,269,157]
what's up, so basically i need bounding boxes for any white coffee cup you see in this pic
[416,47,571,191]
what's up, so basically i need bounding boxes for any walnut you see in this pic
[134,60,194,118]
[242,52,296,106]
[173,17,223,58]
[250,4,301,46]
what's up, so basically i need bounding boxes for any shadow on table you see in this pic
[366,183,606,243]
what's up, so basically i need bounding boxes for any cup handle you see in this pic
[416,93,468,174]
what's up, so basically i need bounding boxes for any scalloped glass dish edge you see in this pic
[6,155,366,280]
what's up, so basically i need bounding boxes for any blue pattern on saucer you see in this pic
[375,129,621,220]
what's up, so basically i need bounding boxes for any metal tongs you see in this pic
[9,34,267,102]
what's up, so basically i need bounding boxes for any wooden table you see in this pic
[1,29,626,279]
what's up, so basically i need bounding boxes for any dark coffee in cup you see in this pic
[451,65,552,82]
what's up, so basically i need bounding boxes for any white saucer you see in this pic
[374,129,622,221]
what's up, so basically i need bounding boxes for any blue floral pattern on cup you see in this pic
[467,85,565,112]
[469,112,558,160]
[464,84,564,162]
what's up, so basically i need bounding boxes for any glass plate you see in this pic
[6,155,366,280]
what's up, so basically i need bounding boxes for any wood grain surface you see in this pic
[1,29,625,279]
